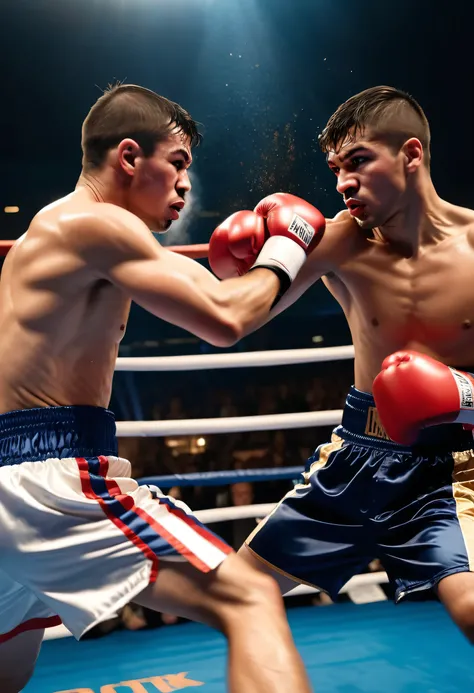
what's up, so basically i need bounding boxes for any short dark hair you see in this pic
[319,86,431,168]
[81,84,202,170]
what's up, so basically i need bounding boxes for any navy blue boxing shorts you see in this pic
[246,387,474,601]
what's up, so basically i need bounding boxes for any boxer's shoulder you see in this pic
[16,197,155,282]
[67,200,147,237]
[58,200,153,258]
[439,201,474,246]
[325,210,368,244]
[31,192,148,241]
[445,201,474,224]
[317,209,370,265]
[283,209,367,280]
[456,207,474,248]
[326,209,354,225]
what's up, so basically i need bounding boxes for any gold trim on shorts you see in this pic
[246,434,345,545]
[451,449,474,571]
[244,544,330,594]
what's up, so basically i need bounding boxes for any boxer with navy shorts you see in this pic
[231,86,474,648]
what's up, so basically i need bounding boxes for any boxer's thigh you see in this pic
[1,455,233,640]
[244,438,377,598]
[378,450,474,601]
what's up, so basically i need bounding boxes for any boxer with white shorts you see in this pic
[0,84,324,693]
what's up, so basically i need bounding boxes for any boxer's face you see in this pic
[326,130,408,230]
[127,127,192,233]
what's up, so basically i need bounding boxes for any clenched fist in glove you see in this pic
[373,350,474,445]
[208,193,325,299]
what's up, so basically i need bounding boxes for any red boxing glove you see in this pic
[209,193,325,299]
[208,210,265,279]
[250,193,325,291]
[373,350,474,445]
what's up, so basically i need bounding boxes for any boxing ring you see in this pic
[28,346,474,693]
[0,238,468,692]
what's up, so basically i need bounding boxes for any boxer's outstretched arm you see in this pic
[75,209,280,347]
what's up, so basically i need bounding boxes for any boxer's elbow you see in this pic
[206,312,243,347]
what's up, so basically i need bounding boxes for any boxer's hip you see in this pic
[0,405,118,465]
[299,386,474,513]
[336,386,474,455]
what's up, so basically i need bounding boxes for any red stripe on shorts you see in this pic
[76,457,159,582]
[159,498,233,556]
[0,616,62,644]
[95,456,221,572]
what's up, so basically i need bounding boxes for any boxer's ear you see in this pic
[402,137,423,173]
[117,138,142,176]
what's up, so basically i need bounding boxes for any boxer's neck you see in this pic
[377,175,449,257]
[76,167,128,209]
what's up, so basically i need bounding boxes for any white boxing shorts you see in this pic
[0,406,232,642]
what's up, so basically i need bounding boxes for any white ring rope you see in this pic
[195,503,276,523]
[116,345,355,371]
[116,409,343,436]
[116,345,350,435]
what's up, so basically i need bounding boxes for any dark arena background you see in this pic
[1,1,474,691]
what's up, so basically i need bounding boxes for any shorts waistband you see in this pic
[0,406,118,466]
[337,387,474,453]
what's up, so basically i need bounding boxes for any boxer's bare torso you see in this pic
[0,180,282,414]
[0,192,131,412]
[275,205,474,392]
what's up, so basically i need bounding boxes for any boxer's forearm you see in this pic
[158,252,282,344]
[210,268,281,343]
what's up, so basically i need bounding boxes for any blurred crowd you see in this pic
[119,360,352,479]
[86,361,393,639]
